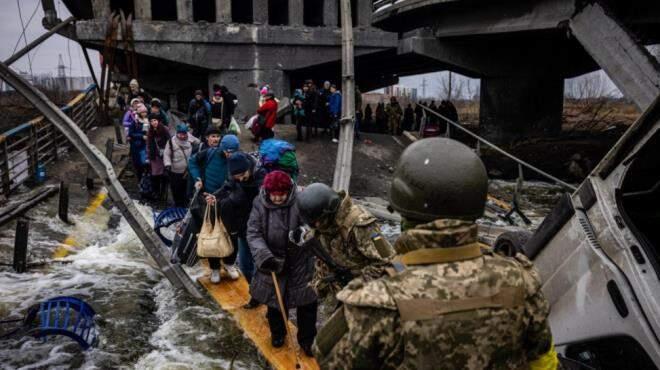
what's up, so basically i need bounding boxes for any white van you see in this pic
[512,97,660,369]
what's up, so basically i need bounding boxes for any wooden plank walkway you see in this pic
[199,272,320,370]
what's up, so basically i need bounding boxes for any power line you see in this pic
[16,0,36,76]
[11,1,40,56]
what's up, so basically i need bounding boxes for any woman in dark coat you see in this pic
[147,113,171,200]
[247,170,317,355]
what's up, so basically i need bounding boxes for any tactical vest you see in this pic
[336,245,535,369]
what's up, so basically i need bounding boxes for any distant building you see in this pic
[384,85,418,100]
[1,70,93,92]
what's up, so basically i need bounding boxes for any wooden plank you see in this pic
[199,273,320,370]
[0,186,58,227]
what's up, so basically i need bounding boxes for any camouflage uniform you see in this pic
[314,219,554,369]
[312,192,395,298]
[385,103,403,135]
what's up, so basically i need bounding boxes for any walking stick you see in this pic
[271,271,302,369]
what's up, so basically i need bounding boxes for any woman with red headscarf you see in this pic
[246,170,317,356]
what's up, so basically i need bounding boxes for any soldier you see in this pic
[294,183,396,300]
[314,138,559,369]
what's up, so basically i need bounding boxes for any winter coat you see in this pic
[213,155,266,238]
[303,89,319,119]
[247,188,317,309]
[328,91,342,118]
[122,109,136,133]
[188,98,211,125]
[163,134,200,174]
[127,117,147,154]
[188,147,229,193]
[147,123,171,161]
[257,98,278,129]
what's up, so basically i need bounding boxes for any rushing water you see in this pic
[0,180,564,369]
[0,192,263,370]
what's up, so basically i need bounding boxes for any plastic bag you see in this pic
[196,205,234,258]
[228,117,241,135]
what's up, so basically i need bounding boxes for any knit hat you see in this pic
[150,98,161,107]
[228,152,252,175]
[130,98,141,107]
[148,113,161,122]
[176,123,189,133]
[205,126,221,136]
[263,170,292,194]
[220,134,240,153]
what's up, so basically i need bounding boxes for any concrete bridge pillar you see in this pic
[134,0,151,20]
[289,0,304,26]
[91,0,111,19]
[357,0,372,27]
[177,0,193,22]
[253,0,268,25]
[216,0,232,23]
[324,0,338,27]
[479,75,564,143]
[208,69,289,119]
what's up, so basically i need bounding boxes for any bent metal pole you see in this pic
[0,61,204,299]
[332,0,356,192]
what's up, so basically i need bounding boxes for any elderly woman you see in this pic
[247,170,317,356]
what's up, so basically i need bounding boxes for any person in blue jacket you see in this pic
[328,84,342,143]
[188,129,241,283]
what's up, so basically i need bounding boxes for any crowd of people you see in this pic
[117,78,558,368]
[360,98,459,137]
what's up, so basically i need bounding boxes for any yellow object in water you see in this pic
[52,191,107,259]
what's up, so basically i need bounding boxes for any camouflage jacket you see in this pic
[315,219,554,370]
[312,192,396,298]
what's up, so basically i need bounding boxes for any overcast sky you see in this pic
[1,0,639,99]
[0,0,101,77]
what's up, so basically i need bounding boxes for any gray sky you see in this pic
[0,0,101,77]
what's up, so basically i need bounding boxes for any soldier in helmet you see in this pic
[314,138,559,369]
[294,183,396,300]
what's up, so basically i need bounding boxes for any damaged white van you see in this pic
[511,97,660,369]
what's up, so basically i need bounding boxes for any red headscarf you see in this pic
[263,170,292,194]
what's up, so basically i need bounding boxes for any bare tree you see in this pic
[437,71,465,101]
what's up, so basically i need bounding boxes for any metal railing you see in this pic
[417,104,577,192]
[0,84,98,196]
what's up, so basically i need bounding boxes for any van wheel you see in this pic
[493,230,533,257]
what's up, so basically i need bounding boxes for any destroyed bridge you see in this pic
[48,0,660,142]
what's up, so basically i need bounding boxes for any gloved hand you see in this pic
[288,226,313,247]
[335,267,354,286]
[261,257,284,273]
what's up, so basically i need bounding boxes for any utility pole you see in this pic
[332,0,356,192]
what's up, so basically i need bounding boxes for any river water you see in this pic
[0,180,565,369]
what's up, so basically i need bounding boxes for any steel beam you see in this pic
[0,61,203,299]
[570,2,660,111]
[4,17,75,66]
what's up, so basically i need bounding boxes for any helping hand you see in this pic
[288,226,313,247]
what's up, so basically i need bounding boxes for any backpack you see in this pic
[258,139,299,180]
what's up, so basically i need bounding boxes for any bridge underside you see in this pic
[374,0,660,143]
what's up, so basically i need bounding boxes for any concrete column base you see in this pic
[208,69,289,119]
[479,75,563,144]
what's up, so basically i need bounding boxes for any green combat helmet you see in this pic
[297,183,341,226]
[389,137,488,222]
